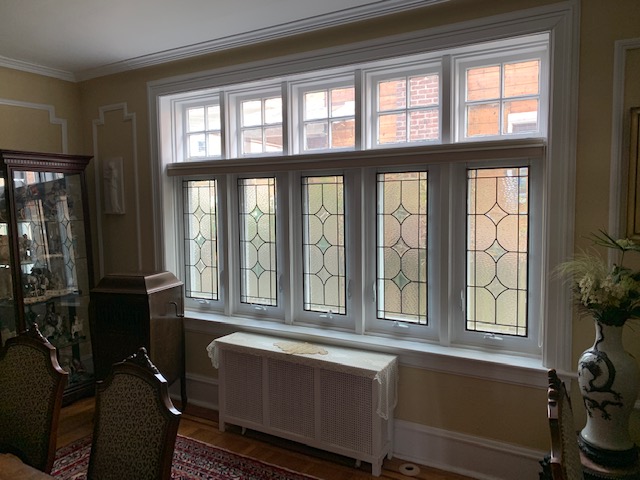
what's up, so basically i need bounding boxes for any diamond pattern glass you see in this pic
[466,167,528,336]
[238,178,277,306]
[302,176,345,314]
[183,180,218,300]
[377,171,428,324]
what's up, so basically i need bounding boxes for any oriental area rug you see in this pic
[52,434,321,480]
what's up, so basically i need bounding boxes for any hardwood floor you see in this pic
[57,396,474,480]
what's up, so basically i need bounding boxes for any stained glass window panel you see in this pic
[238,178,277,306]
[377,171,428,324]
[183,180,218,300]
[302,176,345,314]
[466,167,528,336]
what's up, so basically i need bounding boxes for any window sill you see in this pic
[184,310,549,389]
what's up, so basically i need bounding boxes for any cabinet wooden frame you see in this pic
[0,149,95,405]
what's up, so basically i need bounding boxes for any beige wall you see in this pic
[0,68,83,154]
[2,0,640,454]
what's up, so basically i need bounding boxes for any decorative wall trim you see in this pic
[0,1,447,82]
[175,372,547,479]
[170,372,218,411]
[0,98,68,152]
[0,55,76,82]
[76,0,447,81]
[393,419,545,480]
[91,103,142,276]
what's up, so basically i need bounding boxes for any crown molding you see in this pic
[74,0,447,81]
[0,55,76,82]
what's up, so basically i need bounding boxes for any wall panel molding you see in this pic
[92,103,141,276]
[0,98,68,152]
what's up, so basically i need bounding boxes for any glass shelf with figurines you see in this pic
[0,150,94,405]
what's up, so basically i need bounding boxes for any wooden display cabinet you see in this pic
[0,150,95,404]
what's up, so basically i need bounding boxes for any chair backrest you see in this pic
[87,347,181,480]
[0,324,68,473]
[547,369,584,480]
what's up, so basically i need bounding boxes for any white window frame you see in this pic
[183,100,223,160]
[450,158,543,355]
[229,172,288,320]
[180,175,229,314]
[365,60,443,149]
[362,165,441,341]
[290,169,361,332]
[290,75,357,154]
[453,36,550,142]
[226,85,286,158]
[150,2,578,381]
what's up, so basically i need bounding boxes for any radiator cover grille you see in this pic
[215,333,397,476]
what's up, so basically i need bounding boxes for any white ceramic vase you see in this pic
[577,320,640,467]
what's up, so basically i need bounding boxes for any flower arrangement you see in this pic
[559,230,640,327]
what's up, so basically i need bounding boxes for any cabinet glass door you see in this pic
[0,178,16,339]
[12,169,92,389]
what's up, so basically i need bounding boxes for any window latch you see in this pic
[320,310,334,320]
[483,333,503,341]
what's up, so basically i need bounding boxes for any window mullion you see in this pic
[354,69,363,151]
[280,81,289,156]
[219,93,228,159]
[441,54,452,143]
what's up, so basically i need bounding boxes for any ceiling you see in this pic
[0,0,442,82]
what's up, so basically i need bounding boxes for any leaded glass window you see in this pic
[466,167,528,336]
[302,175,346,314]
[376,171,428,324]
[238,177,277,306]
[183,179,219,300]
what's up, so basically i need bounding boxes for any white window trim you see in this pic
[226,84,286,158]
[454,43,549,142]
[366,60,443,148]
[149,1,579,385]
[289,74,357,154]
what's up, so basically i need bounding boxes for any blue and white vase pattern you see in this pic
[577,320,640,464]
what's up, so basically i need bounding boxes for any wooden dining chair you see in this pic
[87,347,181,480]
[547,369,585,480]
[0,324,68,473]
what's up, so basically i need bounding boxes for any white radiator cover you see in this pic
[209,332,398,476]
